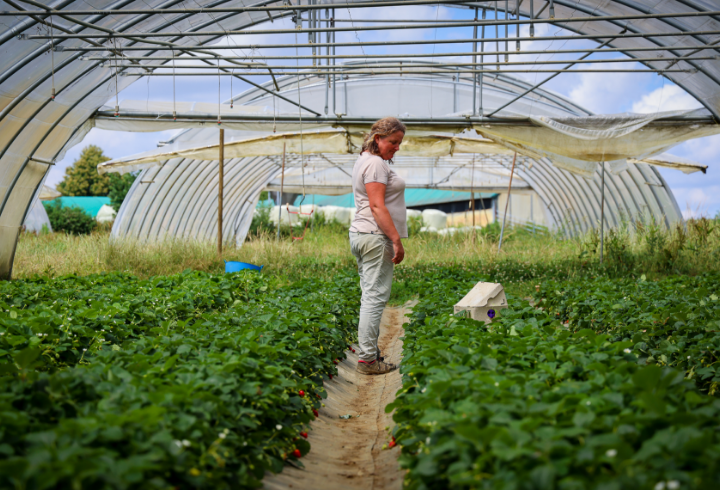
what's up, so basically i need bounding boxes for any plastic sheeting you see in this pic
[38,185,61,201]
[98,128,515,175]
[97,106,713,179]
[22,199,51,233]
[474,110,719,178]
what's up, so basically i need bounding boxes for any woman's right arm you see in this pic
[366,182,404,264]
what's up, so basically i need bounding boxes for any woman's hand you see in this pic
[392,239,405,264]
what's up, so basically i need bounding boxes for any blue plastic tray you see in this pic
[225,260,264,273]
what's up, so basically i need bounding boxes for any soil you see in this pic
[263,304,412,490]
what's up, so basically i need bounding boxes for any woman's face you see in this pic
[375,130,405,161]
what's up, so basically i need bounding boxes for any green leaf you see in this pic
[13,347,40,369]
[632,365,662,390]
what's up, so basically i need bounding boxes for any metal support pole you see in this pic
[516,4,521,51]
[218,128,224,256]
[504,0,509,62]
[600,161,605,264]
[529,0,535,37]
[277,139,286,240]
[332,9,337,115]
[472,7,478,116]
[497,152,517,253]
[324,8,330,115]
[479,9,486,116]
[494,2,499,66]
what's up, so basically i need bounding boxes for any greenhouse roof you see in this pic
[2,0,719,279]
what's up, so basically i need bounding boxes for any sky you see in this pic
[45,5,720,218]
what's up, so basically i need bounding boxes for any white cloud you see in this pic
[672,186,720,219]
[565,62,656,113]
[631,84,702,114]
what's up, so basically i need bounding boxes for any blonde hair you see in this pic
[361,117,407,158]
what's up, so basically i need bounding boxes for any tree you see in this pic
[57,145,111,196]
[108,172,139,212]
[43,200,97,235]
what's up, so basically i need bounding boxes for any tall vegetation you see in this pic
[56,145,111,196]
[108,172,138,212]
[42,200,96,235]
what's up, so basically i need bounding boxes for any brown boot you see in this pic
[356,360,397,375]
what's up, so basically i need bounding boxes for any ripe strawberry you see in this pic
[316,394,321,399]
[299,390,305,397]
[392,436,396,442]
[312,409,319,418]
[293,449,302,458]
[351,348,356,353]
[329,374,333,379]
[333,359,338,365]
[388,440,396,448]
[300,431,308,439]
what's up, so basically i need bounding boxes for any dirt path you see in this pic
[263,305,411,490]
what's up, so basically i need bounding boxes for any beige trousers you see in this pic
[349,231,394,362]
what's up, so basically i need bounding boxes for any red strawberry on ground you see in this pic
[300,431,308,439]
[388,440,396,448]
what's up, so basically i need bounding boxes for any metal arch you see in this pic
[192,156,268,240]
[235,69,593,116]
[141,158,207,239]
[545,0,720,119]
[0,0,296,221]
[216,157,279,241]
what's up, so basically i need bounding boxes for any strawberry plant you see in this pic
[0,270,360,489]
[535,273,720,396]
[389,266,720,489]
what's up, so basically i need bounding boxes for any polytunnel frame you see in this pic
[108,67,684,246]
[0,0,717,279]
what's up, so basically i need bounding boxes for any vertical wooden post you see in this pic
[276,139,286,241]
[600,161,605,264]
[471,154,476,244]
[497,152,517,253]
[218,128,224,256]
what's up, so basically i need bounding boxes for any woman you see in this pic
[349,117,407,375]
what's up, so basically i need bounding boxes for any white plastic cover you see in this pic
[22,198,51,233]
[422,209,448,230]
[96,204,117,224]
[98,114,714,179]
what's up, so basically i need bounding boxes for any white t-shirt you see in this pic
[349,152,408,238]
